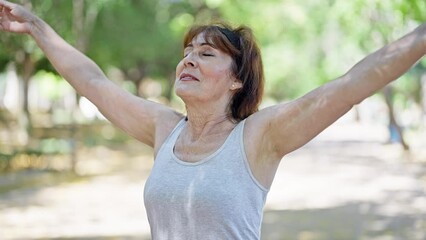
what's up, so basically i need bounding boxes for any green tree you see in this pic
[1,0,424,151]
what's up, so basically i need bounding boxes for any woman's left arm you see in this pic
[250,23,426,161]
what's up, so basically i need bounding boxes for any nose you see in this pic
[183,53,197,68]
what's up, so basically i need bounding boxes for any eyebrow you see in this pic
[185,42,217,49]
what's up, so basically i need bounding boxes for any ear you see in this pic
[230,80,243,91]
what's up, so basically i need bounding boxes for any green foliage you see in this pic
[39,138,72,154]
[32,70,71,100]
[0,0,424,103]
[214,0,425,100]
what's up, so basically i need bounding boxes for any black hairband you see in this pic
[217,27,241,51]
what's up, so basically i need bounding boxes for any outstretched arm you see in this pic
[0,1,182,147]
[249,23,426,161]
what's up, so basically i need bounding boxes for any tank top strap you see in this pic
[167,118,186,143]
[234,119,246,138]
[156,118,186,158]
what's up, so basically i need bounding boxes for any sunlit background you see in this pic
[1,0,426,239]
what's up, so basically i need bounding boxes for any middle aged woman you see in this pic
[0,1,425,239]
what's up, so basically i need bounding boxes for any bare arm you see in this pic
[0,1,182,147]
[249,23,426,161]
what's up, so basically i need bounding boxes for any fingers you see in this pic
[0,0,13,13]
[0,1,17,19]
[0,0,14,8]
[0,3,5,20]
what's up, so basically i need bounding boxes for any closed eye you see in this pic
[202,53,214,57]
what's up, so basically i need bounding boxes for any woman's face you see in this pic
[175,33,238,104]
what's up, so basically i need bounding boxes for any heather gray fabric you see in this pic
[144,119,269,240]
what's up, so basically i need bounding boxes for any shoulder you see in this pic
[244,103,292,136]
[243,102,296,161]
[153,109,185,154]
[243,106,282,161]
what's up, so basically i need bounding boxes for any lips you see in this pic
[179,73,199,81]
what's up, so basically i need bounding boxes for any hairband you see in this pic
[217,27,241,51]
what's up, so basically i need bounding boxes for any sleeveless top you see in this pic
[144,119,269,240]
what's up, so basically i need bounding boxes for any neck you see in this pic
[184,108,236,142]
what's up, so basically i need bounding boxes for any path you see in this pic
[0,121,425,240]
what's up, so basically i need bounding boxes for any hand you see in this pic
[0,0,36,34]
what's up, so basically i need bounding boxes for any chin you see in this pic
[175,85,195,99]
[175,87,207,105]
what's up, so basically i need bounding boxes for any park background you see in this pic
[1,0,426,239]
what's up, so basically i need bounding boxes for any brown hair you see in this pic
[183,23,264,121]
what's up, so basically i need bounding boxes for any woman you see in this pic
[1,1,425,239]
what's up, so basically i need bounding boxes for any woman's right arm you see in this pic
[0,0,182,147]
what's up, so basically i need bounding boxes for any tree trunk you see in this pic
[69,0,101,173]
[22,52,35,134]
[383,86,410,150]
[421,74,426,120]
[68,0,86,173]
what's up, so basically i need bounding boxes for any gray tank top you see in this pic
[144,119,269,240]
